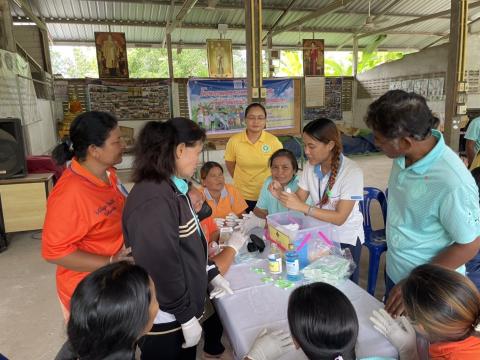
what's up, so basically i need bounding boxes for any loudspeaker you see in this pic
[0,118,27,179]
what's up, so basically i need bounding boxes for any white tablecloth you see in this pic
[214,259,398,360]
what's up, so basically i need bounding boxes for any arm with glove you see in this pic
[370,309,419,360]
[245,328,295,360]
[241,212,266,234]
[209,231,248,295]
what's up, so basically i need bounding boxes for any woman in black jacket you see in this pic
[123,118,232,360]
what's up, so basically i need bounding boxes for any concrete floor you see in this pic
[0,154,392,360]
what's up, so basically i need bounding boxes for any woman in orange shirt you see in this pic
[200,161,247,219]
[372,264,480,360]
[42,111,131,318]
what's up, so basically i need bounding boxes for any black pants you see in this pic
[139,322,196,360]
[245,200,257,213]
[203,312,225,356]
[340,237,362,284]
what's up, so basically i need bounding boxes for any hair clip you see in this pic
[474,321,480,332]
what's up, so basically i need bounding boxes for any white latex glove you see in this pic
[209,274,234,299]
[225,230,248,254]
[214,218,225,227]
[181,317,202,348]
[370,309,419,360]
[241,213,266,234]
[226,212,239,220]
[247,328,295,360]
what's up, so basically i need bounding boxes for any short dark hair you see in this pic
[288,283,358,360]
[365,90,436,140]
[52,111,118,165]
[133,117,206,183]
[244,102,267,118]
[200,161,224,180]
[269,149,298,173]
[67,262,152,360]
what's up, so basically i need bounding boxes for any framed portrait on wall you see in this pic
[94,32,129,79]
[303,39,324,76]
[206,39,233,78]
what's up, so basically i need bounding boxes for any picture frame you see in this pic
[206,39,234,78]
[303,39,325,76]
[94,32,129,79]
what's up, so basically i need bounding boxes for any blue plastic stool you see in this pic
[359,187,388,296]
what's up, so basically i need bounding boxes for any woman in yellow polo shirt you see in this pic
[224,103,283,212]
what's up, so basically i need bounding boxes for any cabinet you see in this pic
[0,173,53,250]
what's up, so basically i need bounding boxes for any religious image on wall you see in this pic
[206,39,233,78]
[303,39,324,76]
[95,32,129,79]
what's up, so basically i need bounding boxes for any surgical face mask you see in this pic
[197,201,212,221]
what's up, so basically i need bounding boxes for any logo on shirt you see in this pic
[262,144,271,153]
[96,198,118,217]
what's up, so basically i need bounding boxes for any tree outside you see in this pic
[50,45,407,79]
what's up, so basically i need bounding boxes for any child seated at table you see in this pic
[245,282,395,360]
[200,161,248,219]
[371,264,480,360]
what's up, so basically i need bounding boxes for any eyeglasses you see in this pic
[246,115,266,121]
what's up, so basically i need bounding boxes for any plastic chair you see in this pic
[359,187,388,296]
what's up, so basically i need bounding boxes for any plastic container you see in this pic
[266,211,338,268]
[285,244,300,281]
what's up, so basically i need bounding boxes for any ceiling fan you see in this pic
[358,0,390,32]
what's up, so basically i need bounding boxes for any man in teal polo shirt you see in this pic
[465,116,480,166]
[365,90,480,317]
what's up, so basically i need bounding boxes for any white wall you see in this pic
[353,32,480,129]
[24,99,57,155]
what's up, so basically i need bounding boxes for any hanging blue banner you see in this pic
[187,78,295,135]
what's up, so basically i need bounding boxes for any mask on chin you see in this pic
[197,201,213,221]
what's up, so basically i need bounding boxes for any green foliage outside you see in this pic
[51,45,406,79]
[277,49,405,77]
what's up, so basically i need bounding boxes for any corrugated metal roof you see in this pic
[10,0,470,50]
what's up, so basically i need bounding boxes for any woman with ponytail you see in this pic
[42,111,131,319]
[270,118,364,283]
[371,264,480,360]
[123,118,241,360]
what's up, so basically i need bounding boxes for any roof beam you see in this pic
[272,0,355,37]
[357,0,480,39]
[8,0,47,31]
[420,34,449,50]
[174,0,197,22]
[76,0,451,19]
[51,39,420,52]
[262,0,297,41]
[14,17,448,37]
[13,17,360,33]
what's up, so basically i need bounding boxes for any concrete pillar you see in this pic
[444,0,468,151]
[166,33,174,117]
[245,0,264,103]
